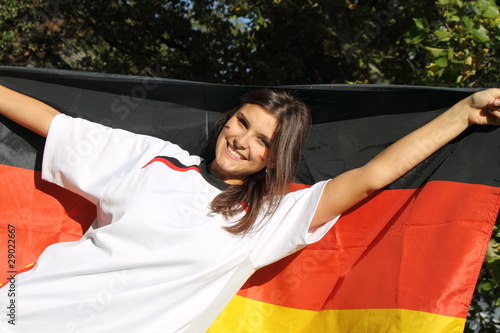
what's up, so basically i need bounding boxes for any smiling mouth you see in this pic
[227,142,246,160]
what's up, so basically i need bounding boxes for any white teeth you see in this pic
[228,144,245,160]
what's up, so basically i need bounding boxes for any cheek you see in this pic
[218,123,233,141]
[253,146,268,163]
[215,133,227,156]
[221,121,236,136]
[215,132,224,147]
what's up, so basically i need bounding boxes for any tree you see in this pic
[466,220,500,333]
[1,0,498,86]
[404,0,500,87]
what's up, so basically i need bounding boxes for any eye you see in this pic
[258,137,270,147]
[237,117,247,128]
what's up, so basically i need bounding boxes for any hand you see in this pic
[467,88,500,126]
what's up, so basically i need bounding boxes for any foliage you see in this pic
[0,0,498,86]
[466,219,500,332]
[404,0,500,87]
[0,0,499,330]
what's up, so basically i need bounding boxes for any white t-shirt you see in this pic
[0,114,338,333]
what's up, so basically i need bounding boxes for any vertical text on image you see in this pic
[6,224,16,325]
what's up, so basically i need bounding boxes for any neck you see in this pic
[207,161,244,185]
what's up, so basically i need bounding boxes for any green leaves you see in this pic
[0,0,498,85]
[463,16,490,43]
[466,223,500,332]
[471,0,500,18]
[404,0,499,87]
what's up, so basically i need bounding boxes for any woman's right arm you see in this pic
[0,85,60,137]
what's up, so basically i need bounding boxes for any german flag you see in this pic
[0,67,498,332]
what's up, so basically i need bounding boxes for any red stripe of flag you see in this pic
[238,181,499,319]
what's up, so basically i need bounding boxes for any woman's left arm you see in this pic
[310,88,500,230]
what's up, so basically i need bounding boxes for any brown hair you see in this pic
[206,89,312,235]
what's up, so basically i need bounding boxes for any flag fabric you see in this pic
[0,66,499,332]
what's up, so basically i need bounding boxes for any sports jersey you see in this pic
[0,114,339,333]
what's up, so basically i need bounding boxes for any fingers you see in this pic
[488,108,500,118]
[488,98,500,108]
[487,99,500,113]
[487,99,500,125]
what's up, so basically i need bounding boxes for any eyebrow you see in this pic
[238,111,274,144]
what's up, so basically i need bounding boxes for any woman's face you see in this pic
[209,103,278,185]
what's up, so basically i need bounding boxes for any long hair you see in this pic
[204,89,312,235]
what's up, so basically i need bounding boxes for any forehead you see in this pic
[236,104,278,137]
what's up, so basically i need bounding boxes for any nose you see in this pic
[233,133,249,149]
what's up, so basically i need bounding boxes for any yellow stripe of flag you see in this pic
[208,295,466,333]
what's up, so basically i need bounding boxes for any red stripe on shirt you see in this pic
[142,156,201,173]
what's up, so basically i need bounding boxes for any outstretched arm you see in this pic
[310,88,500,230]
[0,85,60,137]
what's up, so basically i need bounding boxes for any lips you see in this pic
[226,142,246,160]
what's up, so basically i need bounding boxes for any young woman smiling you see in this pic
[0,86,499,332]
[209,103,277,184]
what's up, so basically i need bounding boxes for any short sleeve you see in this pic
[42,114,201,204]
[250,180,339,269]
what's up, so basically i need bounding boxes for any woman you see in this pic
[0,85,499,332]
